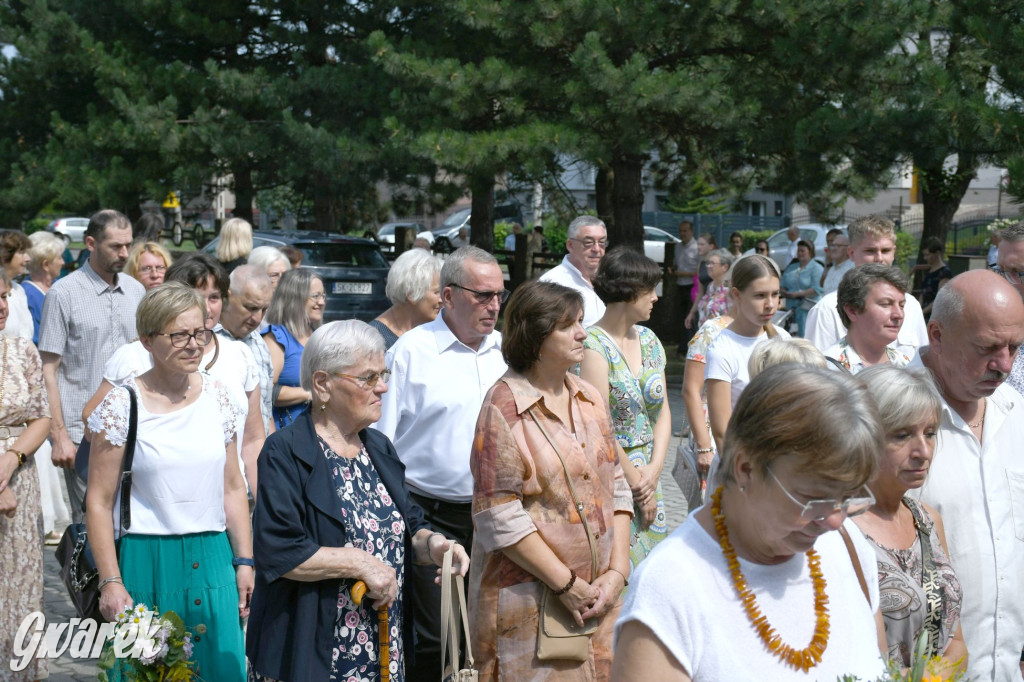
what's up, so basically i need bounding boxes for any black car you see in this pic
[203,230,390,322]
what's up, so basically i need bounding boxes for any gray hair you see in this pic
[858,365,942,436]
[228,264,271,297]
[247,245,291,274]
[265,269,322,339]
[28,231,66,269]
[440,246,498,290]
[747,338,826,378]
[567,215,606,240]
[300,319,385,391]
[1000,221,1024,243]
[707,248,735,268]
[386,248,442,305]
[929,281,965,330]
[837,263,909,329]
[136,282,206,338]
[718,364,881,490]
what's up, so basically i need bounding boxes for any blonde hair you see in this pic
[747,337,826,378]
[847,215,896,246]
[28,231,66,271]
[216,218,254,262]
[126,241,173,279]
[136,282,206,338]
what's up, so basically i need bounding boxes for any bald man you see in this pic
[910,270,1024,681]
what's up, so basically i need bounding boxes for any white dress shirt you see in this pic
[373,313,507,502]
[910,353,1024,682]
[805,290,928,352]
[821,259,854,294]
[539,256,606,327]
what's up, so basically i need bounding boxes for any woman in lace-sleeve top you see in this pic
[85,283,252,681]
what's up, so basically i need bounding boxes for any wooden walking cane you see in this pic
[351,581,390,682]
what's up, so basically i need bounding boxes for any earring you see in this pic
[739,486,745,493]
[319,403,327,412]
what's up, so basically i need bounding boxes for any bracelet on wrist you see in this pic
[99,576,123,590]
[8,449,26,467]
[231,557,255,568]
[695,447,714,454]
[554,569,577,596]
[607,567,629,587]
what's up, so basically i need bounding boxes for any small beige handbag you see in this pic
[440,544,478,682]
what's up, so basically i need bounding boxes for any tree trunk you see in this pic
[610,151,645,252]
[233,165,255,224]
[914,155,977,288]
[469,172,495,252]
[595,165,614,229]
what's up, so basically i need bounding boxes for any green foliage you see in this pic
[661,173,731,215]
[894,231,917,271]
[23,218,50,235]
[732,230,776,252]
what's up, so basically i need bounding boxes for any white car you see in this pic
[643,225,681,265]
[376,221,434,252]
[745,224,845,269]
[46,217,90,243]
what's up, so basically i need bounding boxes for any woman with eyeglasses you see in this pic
[126,240,173,291]
[685,248,734,331]
[854,366,967,677]
[613,364,888,681]
[247,320,469,681]
[86,283,252,680]
[264,269,325,429]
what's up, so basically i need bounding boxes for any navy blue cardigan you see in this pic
[245,412,431,681]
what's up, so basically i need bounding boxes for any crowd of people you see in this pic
[0,208,1022,682]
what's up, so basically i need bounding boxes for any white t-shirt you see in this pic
[704,326,790,407]
[103,337,258,479]
[616,515,885,681]
[87,374,243,537]
[805,290,928,352]
[821,259,854,294]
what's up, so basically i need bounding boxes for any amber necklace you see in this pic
[710,486,830,672]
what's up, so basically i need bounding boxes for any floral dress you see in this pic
[323,438,406,682]
[696,282,730,327]
[0,337,50,682]
[584,325,667,568]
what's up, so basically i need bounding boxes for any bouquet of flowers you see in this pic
[838,632,967,682]
[97,604,196,681]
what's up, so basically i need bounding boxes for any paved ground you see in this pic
[37,385,691,680]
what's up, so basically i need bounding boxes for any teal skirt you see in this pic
[118,531,245,682]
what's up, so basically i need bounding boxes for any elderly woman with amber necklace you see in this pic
[613,365,889,681]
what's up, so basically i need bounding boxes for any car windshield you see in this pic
[378,225,395,236]
[441,208,471,229]
[295,243,389,268]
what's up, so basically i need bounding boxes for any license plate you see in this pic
[333,281,372,295]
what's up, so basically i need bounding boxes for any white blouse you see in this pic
[88,374,243,537]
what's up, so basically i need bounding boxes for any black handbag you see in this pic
[57,387,138,621]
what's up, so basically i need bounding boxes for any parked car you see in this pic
[46,217,90,243]
[432,208,472,252]
[744,224,845,269]
[643,225,682,265]
[375,221,433,253]
[203,230,390,322]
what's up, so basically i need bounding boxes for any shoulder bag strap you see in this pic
[838,524,870,605]
[906,499,944,656]
[118,387,139,533]
[527,405,599,581]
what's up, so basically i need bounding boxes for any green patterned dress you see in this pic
[584,325,668,568]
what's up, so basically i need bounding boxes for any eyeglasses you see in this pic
[767,467,875,521]
[569,238,609,250]
[137,265,166,275]
[992,265,1024,285]
[156,328,215,348]
[308,292,327,301]
[333,369,391,388]
[450,283,510,305]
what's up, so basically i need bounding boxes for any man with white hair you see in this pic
[995,220,1024,396]
[540,214,607,326]
[216,265,274,433]
[912,270,1024,681]
[375,246,507,680]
